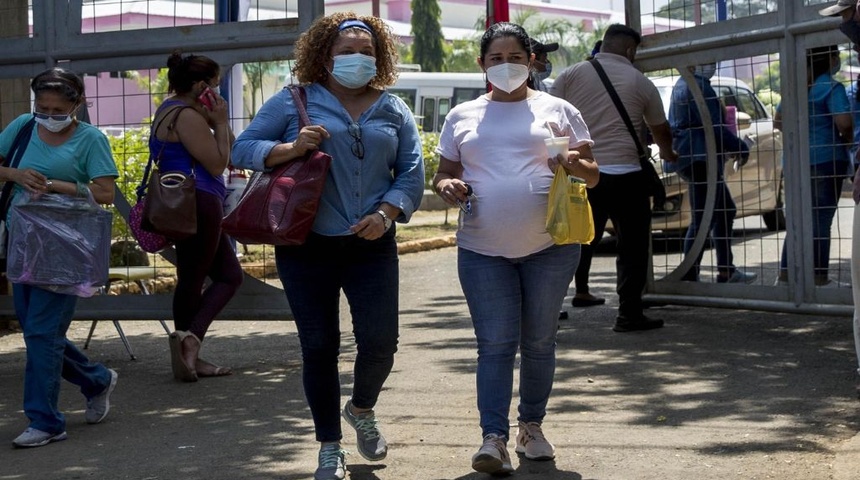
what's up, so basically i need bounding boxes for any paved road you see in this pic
[1,245,859,479]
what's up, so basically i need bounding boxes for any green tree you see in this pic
[243,61,281,119]
[411,0,445,72]
[107,126,150,238]
[129,69,169,110]
[512,9,606,75]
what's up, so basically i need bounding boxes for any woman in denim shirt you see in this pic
[232,12,423,480]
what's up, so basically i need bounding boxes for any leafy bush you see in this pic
[421,131,439,189]
[107,126,150,238]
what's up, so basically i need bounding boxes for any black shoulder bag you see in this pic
[589,59,666,210]
[0,118,37,265]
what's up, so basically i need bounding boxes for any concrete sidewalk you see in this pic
[0,247,859,479]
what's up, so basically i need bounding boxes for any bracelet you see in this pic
[75,182,89,198]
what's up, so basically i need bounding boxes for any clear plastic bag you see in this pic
[545,168,595,245]
[7,192,113,297]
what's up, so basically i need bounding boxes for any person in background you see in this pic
[551,24,678,332]
[434,22,598,475]
[820,0,860,46]
[667,62,754,284]
[154,52,242,382]
[0,68,119,448]
[528,38,558,92]
[846,74,860,171]
[232,12,424,480]
[776,45,853,286]
[587,40,603,61]
[819,0,860,400]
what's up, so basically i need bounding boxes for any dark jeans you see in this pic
[780,160,848,279]
[574,170,652,317]
[173,191,243,340]
[275,227,400,443]
[678,161,737,280]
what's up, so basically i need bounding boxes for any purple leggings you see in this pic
[173,191,243,340]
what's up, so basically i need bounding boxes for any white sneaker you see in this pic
[314,443,346,480]
[85,369,118,424]
[471,433,514,475]
[515,421,556,460]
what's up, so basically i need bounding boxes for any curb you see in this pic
[397,234,456,254]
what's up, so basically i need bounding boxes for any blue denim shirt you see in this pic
[667,74,747,174]
[232,83,425,236]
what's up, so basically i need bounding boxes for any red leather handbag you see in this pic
[222,86,331,245]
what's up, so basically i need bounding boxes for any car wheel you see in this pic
[762,176,786,231]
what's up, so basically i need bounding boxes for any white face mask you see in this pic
[210,85,221,96]
[34,113,74,133]
[486,63,530,93]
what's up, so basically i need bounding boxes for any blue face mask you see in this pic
[535,61,553,82]
[330,53,377,89]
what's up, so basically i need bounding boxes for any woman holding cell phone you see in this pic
[151,51,242,382]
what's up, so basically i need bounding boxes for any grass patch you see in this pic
[395,223,457,242]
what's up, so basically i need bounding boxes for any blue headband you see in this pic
[338,19,374,36]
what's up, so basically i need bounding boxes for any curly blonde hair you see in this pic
[293,11,400,89]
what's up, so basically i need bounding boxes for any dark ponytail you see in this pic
[166,50,220,94]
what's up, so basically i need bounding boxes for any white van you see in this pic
[389,72,487,133]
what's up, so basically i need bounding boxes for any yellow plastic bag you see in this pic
[545,168,595,245]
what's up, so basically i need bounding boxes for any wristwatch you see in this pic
[376,209,392,230]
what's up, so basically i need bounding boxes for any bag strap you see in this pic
[287,85,311,129]
[137,105,191,200]
[0,118,37,219]
[589,59,650,167]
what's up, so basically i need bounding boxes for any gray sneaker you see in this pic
[314,443,346,480]
[515,421,555,460]
[341,400,387,461]
[12,428,68,448]
[85,369,118,424]
[471,433,515,475]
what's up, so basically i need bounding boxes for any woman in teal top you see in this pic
[0,68,119,448]
[777,45,854,285]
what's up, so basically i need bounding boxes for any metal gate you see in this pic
[630,0,853,316]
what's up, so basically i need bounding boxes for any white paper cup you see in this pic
[544,136,570,158]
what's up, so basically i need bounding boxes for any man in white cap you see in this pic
[820,0,860,45]
[528,38,559,92]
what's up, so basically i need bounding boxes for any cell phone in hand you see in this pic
[198,87,215,110]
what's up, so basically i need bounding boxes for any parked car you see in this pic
[645,75,785,235]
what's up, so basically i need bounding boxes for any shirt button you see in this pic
[355,170,360,175]
[354,192,360,197]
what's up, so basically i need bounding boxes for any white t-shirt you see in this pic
[436,91,593,258]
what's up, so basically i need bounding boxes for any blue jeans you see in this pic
[14,284,112,434]
[458,244,580,439]
[780,160,848,279]
[679,161,738,280]
[275,228,399,443]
